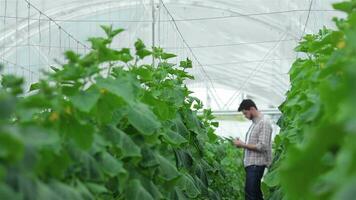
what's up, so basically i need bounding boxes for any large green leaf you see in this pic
[94,93,126,124]
[140,147,159,168]
[0,129,24,162]
[70,85,101,113]
[74,180,95,200]
[157,154,181,182]
[125,179,154,200]
[127,103,161,136]
[0,93,16,119]
[162,129,187,146]
[174,149,194,169]
[177,174,200,198]
[170,187,188,200]
[85,182,108,195]
[0,183,22,200]
[103,126,141,159]
[50,181,83,200]
[36,181,62,200]
[35,148,70,179]
[61,117,94,150]
[96,76,137,103]
[98,151,127,177]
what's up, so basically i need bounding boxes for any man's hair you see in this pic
[238,99,258,112]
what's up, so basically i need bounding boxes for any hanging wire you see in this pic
[23,0,90,50]
[59,26,62,57]
[160,0,223,109]
[38,12,42,77]
[38,12,41,42]
[2,0,7,25]
[27,1,32,82]
[48,20,51,59]
[300,0,314,41]
[1,0,8,73]
[77,41,79,54]
[68,35,71,50]
[296,0,314,59]
[158,1,161,46]
[15,0,19,76]
[1,58,40,76]
[0,9,337,23]
[223,33,288,110]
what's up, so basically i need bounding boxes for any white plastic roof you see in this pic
[0,0,345,110]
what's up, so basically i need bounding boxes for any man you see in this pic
[234,99,272,200]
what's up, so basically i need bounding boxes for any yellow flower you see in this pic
[65,106,72,115]
[337,40,346,49]
[320,63,325,69]
[49,112,59,122]
[100,88,107,94]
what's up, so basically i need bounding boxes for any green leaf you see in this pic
[139,177,164,199]
[61,117,94,149]
[185,111,203,134]
[98,151,127,177]
[0,183,22,200]
[172,117,190,138]
[127,103,161,135]
[0,165,4,181]
[174,149,193,169]
[157,154,181,182]
[1,75,24,95]
[50,66,60,72]
[210,122,219,127]
[101,25,124,38]
[125,179,154,200]
[333,2,355,13]
[103,126,141,159]
[178,174,200,198]
[207,128,218,143]
[96,76,137,103]
[170,187,188,200]
[162,130,187,146]
[50,181,83,200]
[161,52,177,60]
[263,169,280,187]
[140,147,159,168]
[113,48,134,63]
[36,181,62,200]
[152,47,163,59]
[135,39,146,51]
[136,49,152,59]
[134,67,153,82]
[180,58,192,69]
[0,130,24,162]
[35,148,70,179]
[65,51,80,63]
[70,85,101,113]
[94,93,126,124]
[74,180,94,200]
[85,182,108,196]
[88,37,110,50]
[29,82,40,91]
[0,93,16,119]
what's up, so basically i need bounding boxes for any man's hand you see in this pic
[233,138,246,148]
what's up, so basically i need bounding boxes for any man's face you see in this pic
[242,109,253,120]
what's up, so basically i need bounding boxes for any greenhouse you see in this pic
[0,0,355,199]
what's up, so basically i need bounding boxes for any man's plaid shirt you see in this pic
[243,114,273,167]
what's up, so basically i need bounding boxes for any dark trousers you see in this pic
[245,165,266,200]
